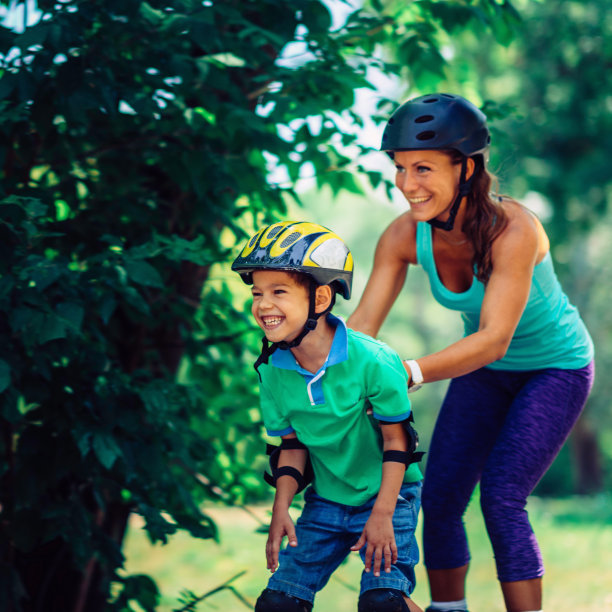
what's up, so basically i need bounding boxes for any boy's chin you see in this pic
[262,330,299,345]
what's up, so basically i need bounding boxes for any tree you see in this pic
[452,0,612,493]
[0,0,521,609]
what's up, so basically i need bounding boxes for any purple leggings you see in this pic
[422,362,594,582]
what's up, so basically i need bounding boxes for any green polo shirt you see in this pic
[259,315,422,507]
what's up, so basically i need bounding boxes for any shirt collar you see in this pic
[270,313,349,371]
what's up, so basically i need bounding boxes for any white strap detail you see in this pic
[307,369,326,405]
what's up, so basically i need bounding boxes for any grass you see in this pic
[122,492,612,611]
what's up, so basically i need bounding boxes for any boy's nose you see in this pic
[259,294,273,309]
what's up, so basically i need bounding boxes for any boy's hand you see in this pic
[350,511,397,577]
[266,509,298,572]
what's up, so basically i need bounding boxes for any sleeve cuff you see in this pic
[373,410,412,423]
[266,425,295,437]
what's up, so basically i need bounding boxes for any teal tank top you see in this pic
[416,222,593,370]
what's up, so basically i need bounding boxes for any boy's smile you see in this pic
[261,315,284,329]
[251,270,310,344]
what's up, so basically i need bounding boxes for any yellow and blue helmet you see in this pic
[232,221,353,300]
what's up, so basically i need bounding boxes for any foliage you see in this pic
[466,0,611,247]
[0,0,521,609]
[446,0,612,493]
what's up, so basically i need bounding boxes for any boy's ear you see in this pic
[314,284,333,314]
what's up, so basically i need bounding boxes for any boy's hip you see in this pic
[300,481,422,535]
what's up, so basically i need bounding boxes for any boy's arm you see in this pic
[266,433,308,572]
[351,422,408,576]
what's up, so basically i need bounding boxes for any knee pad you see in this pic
[255,588,313,612]
[358,589,409,612]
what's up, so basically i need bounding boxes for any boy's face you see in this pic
[251,270,310,344]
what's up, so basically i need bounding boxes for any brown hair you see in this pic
[285,271,337,312]
[448,151,509,283]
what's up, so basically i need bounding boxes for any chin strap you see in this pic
[254,287,332,380]
[428,156,474,232]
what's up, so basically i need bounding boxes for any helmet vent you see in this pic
[423,97,439,104]
[280,231,301,248]
[267,225,283,240]
[248,233,259,247]
[416,130,436,141]
[414,115,434,124]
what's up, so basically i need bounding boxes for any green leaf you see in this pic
[76,432,91,457]
[202,52,246,67]
[98,295,117,324]
[119,574,160,610]
[39,313,66,344]
[0,359,10,393]
[139,2,165,25]
[124,260,164,288]
[92,432,122,470]
[56,302,84,333]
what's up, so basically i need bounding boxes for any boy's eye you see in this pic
[252,291,262,298]
[274,289,286,295]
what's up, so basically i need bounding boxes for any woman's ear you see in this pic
[314,284,333,314]
[465,156,476,180]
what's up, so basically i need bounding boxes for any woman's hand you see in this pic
[351,510,398,577]
[266,508,297,572]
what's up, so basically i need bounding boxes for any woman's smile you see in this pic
[407,195,432,209]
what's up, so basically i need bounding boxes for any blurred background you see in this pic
[0,0,610,610]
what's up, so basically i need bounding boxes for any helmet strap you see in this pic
[254,286,331,379]
[427,156,473,232]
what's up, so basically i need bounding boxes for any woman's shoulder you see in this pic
[495,197,549,262]
[378,210,418,264]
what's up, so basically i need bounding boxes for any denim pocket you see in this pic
[396,481,422,513]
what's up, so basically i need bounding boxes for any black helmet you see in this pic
[381,93,489,232]
[381,93,490,158]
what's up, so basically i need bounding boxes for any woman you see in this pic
[347,93,594,612]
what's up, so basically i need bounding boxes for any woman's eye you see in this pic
[416,165,430,173]
[395,165,405,173]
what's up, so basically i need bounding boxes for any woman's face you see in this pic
[393,150,467,223]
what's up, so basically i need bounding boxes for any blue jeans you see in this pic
[266,481,422,605]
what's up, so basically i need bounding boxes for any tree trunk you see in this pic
[570,415,603,494]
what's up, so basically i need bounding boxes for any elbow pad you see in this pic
[263,438,314,493]
[382,414,425,468]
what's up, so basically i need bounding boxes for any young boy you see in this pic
[232,221,423,612]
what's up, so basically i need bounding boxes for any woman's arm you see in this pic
[413,209,541,383]
[348,213,416,337]
[351,204,542,384]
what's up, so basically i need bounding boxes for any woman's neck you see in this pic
[433,196,470,246]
